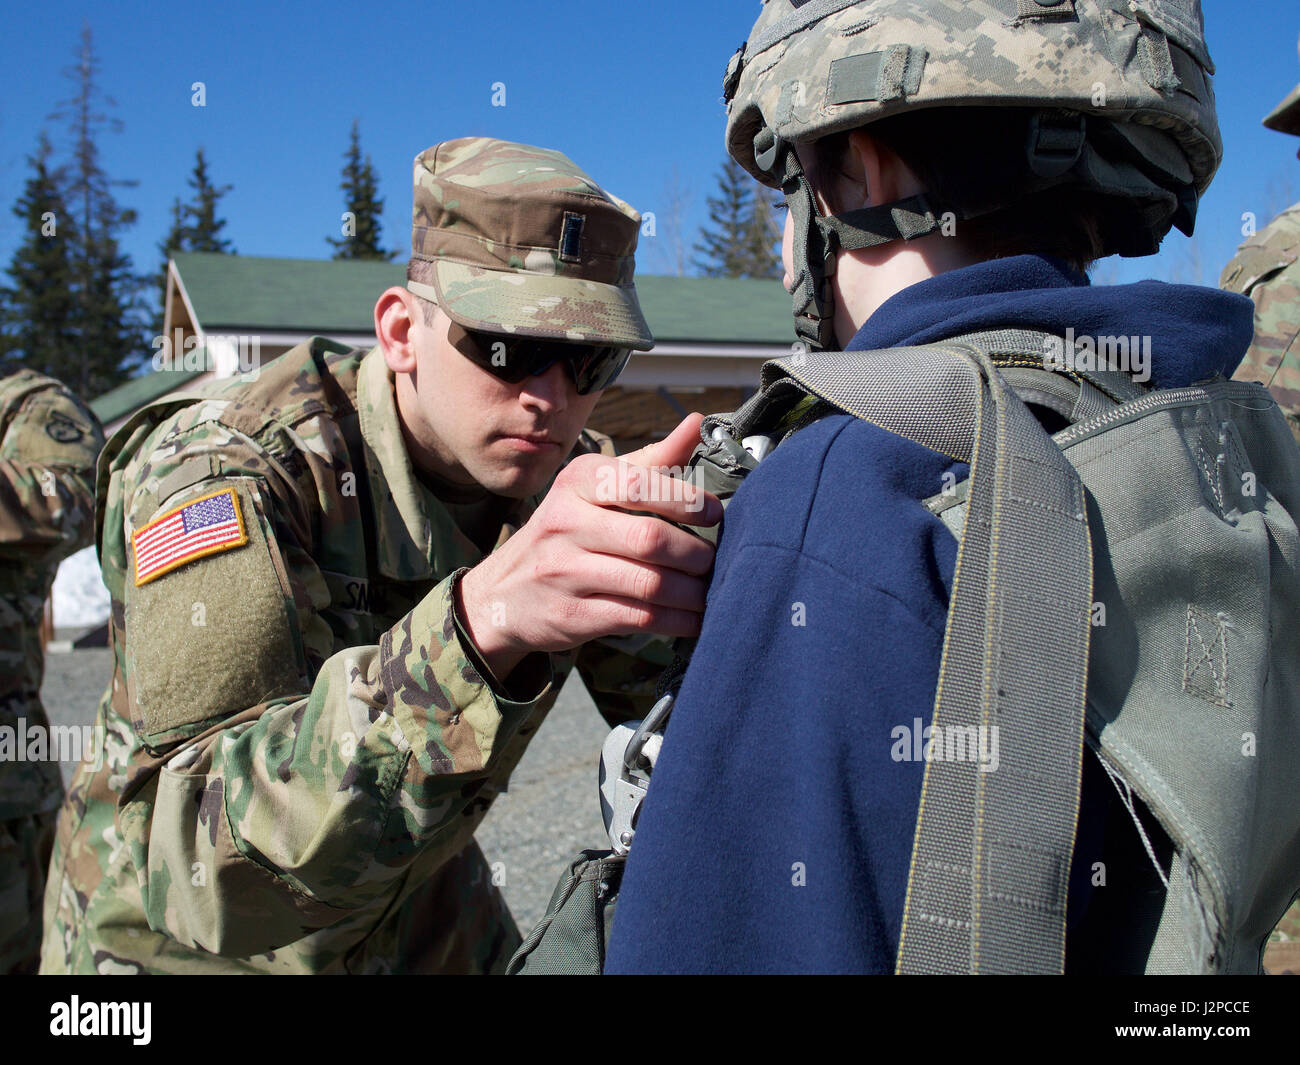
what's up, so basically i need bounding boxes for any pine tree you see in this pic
[48,23,143,396]
[693,158,783,279]
[0,134,80,380]
[327,120,394,261]
[156,148,233,332]
[693,158,754,278]
[186,149,233,254]
[742,185,784,280]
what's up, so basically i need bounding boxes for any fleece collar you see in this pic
[848,254,1254,390]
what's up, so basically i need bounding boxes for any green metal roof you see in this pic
[93,254,796,425]
[90,366,206,425]
[171,252,795,344]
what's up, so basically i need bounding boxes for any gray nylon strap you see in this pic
[758,345,984,461]
[994,367,1080,420]
[756,130,838,351]
[1071,378,1114,422]
[940,328,1151,405]
[761,341,1094,974]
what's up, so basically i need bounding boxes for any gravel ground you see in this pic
[40,648,112,790]
[40,647,610,934]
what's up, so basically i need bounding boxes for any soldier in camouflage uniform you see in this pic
[1221,34,1300,449]
[39,138,719,974]
[0,369,102,973]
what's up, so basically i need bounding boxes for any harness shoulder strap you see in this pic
[753,337,1096,973]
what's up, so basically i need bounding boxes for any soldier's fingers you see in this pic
[575,595,705,640]
[583,556,710,614]
[572,457,721,527]
[572,504,716,576]
[620,414,705,471]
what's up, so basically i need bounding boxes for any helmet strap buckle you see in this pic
[1027,110,1087,179]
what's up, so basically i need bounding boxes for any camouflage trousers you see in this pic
[0,809,57,974]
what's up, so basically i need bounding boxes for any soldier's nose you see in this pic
[518,360,570,414]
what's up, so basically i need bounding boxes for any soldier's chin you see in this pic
[480,458,561,500]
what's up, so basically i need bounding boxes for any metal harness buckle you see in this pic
[599,691,675,854]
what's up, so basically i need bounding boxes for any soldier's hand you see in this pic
[456,414,720,681]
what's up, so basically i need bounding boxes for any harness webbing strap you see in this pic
[760,339,1094,973]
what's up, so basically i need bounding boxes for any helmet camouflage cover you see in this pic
[722,0,1223,347]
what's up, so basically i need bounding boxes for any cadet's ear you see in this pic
[375,287,421,374]
[844,129,925,211]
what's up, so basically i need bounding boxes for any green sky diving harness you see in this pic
[659,331,1099,973]
[512,329,1300,975]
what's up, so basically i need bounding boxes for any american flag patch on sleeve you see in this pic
[133,487,249,586]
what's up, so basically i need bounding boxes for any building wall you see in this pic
[590,385,754,454]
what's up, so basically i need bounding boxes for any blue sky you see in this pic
[1,0,1298,308]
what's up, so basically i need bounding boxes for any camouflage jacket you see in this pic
[40,339,666,974]
[1221,201,1300,447]
[0,369,102,821]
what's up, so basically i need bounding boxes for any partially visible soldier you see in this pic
[40,138,718,974]
[1221,34,1300,448]
[0,368,102,973]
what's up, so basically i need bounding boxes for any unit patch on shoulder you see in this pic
[133,487,248,586]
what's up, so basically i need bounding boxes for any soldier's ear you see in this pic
[375,287,420,374]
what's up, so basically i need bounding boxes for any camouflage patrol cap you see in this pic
[408,138,653,350]
[1262,35,1300,138]
[724,0,1222,237]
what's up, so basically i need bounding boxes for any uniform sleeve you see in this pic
[0,379,102,565]
[1244,260,1300,448]
[111,428,555,958]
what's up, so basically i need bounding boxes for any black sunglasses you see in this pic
[448,322,631,395]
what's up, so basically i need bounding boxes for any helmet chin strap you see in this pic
[754,127,962,353]
[757,128,841,352]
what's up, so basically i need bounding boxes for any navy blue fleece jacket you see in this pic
[604,254,1254,974]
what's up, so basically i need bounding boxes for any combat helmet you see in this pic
[722,0,1223,349]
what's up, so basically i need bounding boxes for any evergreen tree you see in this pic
[742,185,784,280]
[693,158,754,278]
[694,158,783,279]
[48,23,143,396]
[156,148,233,332]
[185,148,234,254]
[327,120,394,261]
[0,134,80,379]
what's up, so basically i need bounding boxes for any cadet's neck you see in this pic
[832,231,986,343]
